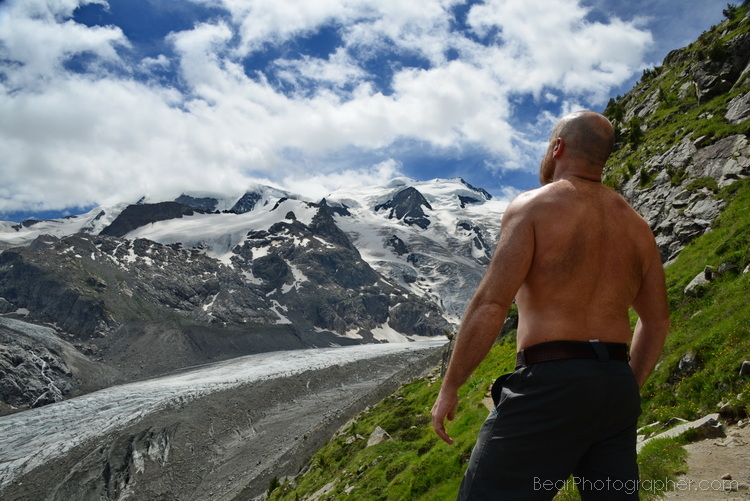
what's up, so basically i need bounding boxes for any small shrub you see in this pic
[707,41,728,62]
[658,88,678,108]
[668,166,687,186]
[628,117,644,147]
[723,3,739,19]
[638,168,653,188]
[268,476,281,495]
[685,176,720,192]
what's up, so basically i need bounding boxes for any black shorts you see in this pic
[458,351,641,500]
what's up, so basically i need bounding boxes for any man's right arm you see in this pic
[630,244,670,387]
[431,194,536,444]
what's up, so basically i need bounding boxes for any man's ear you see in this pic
[552,138,564,158]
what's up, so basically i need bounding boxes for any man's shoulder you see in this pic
[507,184,565,213]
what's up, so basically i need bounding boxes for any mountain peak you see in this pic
[459,178,493,201]
[374,186,433,229]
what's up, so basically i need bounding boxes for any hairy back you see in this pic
[515,179,654,346]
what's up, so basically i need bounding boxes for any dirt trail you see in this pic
[658,424,750,500]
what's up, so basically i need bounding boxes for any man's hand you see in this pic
[431,387,459,445]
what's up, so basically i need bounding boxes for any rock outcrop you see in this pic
[0,317,118,415]
[607,11,750,262]
[620,134,750,261]
[637,414,725,452]
[100,202,199,238]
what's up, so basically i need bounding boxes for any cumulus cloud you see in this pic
[274,48,367,91]
[0,0,655,214]
[466,0,652,101]
[0,0,128,89]
[282,159,404,201]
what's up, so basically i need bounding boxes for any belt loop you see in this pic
[589,340,609,361]
[516,349,527,369]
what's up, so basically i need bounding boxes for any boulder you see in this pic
[689,135,750,187]
[366,426,392,447]
[345,434,365,445]
[718,262,740,275]
[684,198,725,222]
[726,90,750,124]
[637,414,724,452]
[678,351,700,374]
[685,266,717,297]
[717,398,748,422]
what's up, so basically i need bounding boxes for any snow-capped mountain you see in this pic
[0,177,507,414]
[327,178,506,321]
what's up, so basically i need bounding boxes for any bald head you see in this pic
[551,111,615,168]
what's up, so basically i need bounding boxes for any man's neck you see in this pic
[552,162,603,184]
[568,174,602,183]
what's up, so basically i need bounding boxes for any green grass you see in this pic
[552,438,688,501]
[267,329,700,500]
[637,438,690,499]
[639,178,750,425]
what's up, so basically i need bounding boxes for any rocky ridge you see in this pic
[603,6,750,262]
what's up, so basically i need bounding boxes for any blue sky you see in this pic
[0,0,731,222]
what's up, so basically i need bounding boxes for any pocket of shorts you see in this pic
[490,372,515,407]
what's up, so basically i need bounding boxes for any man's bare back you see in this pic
[513,176,658,349]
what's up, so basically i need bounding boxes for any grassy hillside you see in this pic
[639,178,750,425]
[266,181,748,501]
[602,4,750,190]
[266,336,516,500]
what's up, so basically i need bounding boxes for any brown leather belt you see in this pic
[516,340,630,368]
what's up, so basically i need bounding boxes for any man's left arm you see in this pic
[630,243,670,387]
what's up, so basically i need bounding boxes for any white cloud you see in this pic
[214,0,352,54]
[273,48,367,91]
[168,21,235,95]
[0,0,654,214]
[140,54,170,71]
[281,159,404,201]
[466,0,652,101]
[388,61,514,151]
[0,0,128,90]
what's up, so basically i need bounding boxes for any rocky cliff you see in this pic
[603,5,750,261]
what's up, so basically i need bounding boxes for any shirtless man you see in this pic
[431,111,669,500]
